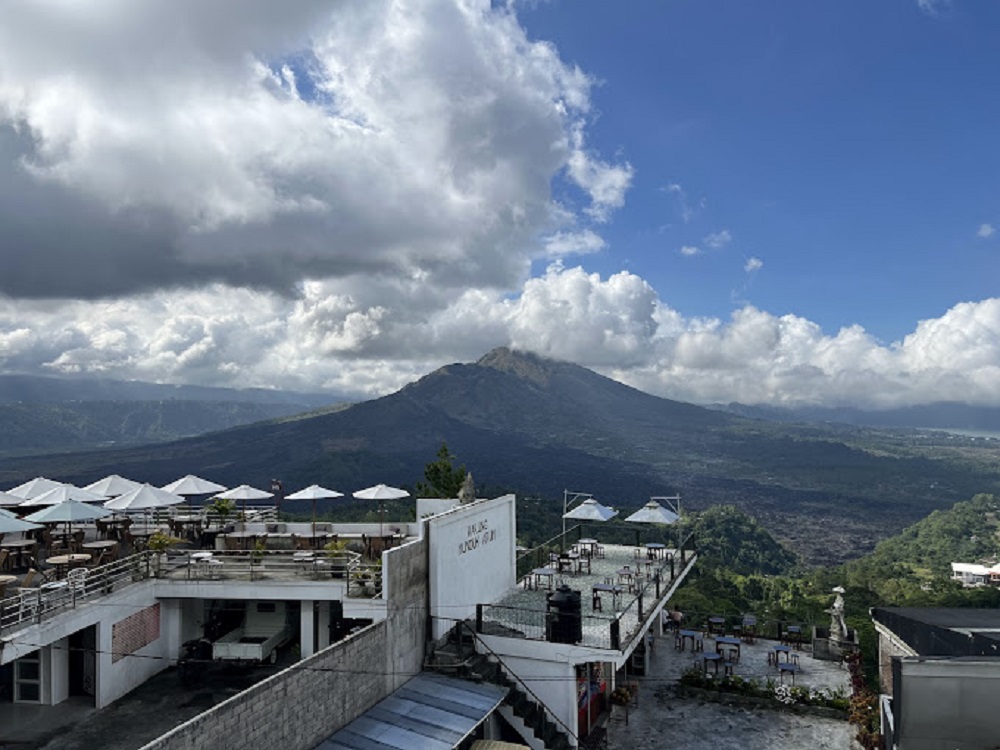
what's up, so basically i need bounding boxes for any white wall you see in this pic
[426,494,517,640]
[416,498,460,523]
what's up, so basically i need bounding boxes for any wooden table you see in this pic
[0,574,17,597]
[676,629,704,652]
[577,538,598,555]
[616,568,636,592]
[82,540,119,561]
[592,583,622,610]
[526,567,556,590]
[715,635,742,662]
[645,542,667,559]
[1,539,35,569]
[46,553,92,577]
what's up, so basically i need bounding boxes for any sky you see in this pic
[0,0,998,409]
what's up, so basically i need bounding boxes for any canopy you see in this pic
[0,514,40,534]
[624,501,679,525]
[20,484,107,507]
[286,485,344,501]
[24,500,111,524]
[0,490,26,507]
[0,506,17,518]
[103,484,185,511]
[7,476,63,500]
[83,474,143,498]
[353,484,410,502]
[562,498,618,522]
[216,484,273,501]
[354,484,409,536]
[161,475,227,496]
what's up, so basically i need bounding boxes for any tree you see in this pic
[416,442,467,498]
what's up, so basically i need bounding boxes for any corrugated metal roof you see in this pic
[316,673,507,750]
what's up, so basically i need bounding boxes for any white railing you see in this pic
[0,548,383,634]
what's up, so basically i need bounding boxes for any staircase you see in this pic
[427,623,576,750]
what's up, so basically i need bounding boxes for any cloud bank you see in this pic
[0,0,997,410]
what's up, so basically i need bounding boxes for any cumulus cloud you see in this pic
[543,230,606,258]
[703,229,732,249]
[5,264,1000,410]
[978,223,995,238]
[680,245,701,257]
[916,0,951,15]
[744,257,763,273]
[0,0,630,299]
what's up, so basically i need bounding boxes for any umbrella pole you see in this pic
[312,498,317,544]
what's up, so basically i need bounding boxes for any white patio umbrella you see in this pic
[104,484,186,529]
[353,484,409,535]
[0,514,40,534]
[216,484,273,519]
[285,485,344,536]
[24,499,112,548]
[0,506,17,518]
[84,474,143,498]
[20,484,107,507]
[0,490,26,507]
[161,475,227,497]
[7,476,63,500]
[563,498,618,522]
[624,501,679,525]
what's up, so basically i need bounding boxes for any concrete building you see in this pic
[1,491,695,749]
[872,607,1000,750]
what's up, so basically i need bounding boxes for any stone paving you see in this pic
[604,628,855,750]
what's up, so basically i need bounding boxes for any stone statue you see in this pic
[458,472,476,504]
[828,585,848,640]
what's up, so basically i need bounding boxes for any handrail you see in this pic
[461,620,580,747]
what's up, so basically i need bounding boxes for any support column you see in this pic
[300,600,316,658]
[317,601,331,650]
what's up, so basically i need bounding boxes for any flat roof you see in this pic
[316,673,507,750]
[874,607,1000,631]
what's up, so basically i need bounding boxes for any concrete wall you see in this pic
[138,622,392,750]
[138,538,429,750]
[875,621,917,694]
[894,657,1000,750]
[427,494,516,640]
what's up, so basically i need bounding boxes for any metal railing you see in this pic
[1,552,155,633]
[476,602,618,650]
[0,548,377,634]
[461,620,580,748]
[516,528,582,581]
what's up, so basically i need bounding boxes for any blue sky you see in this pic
[0,0,998,408]
[522,0,1000,343]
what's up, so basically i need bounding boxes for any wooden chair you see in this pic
[0,549,8,573]
[223,535,242,552]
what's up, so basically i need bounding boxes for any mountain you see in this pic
[0,400,344,457]
[0,374,336,406]
[716,401,1000,435]
[2,348,999,564]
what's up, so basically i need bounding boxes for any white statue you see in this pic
[829,586,848,640]
[458,472,476,504]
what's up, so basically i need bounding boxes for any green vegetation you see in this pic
[415,442,466,498]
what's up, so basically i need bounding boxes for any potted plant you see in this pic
[323,539,350,579]
[207,497,236,530]
[147,532,185,577]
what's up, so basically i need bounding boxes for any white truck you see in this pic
[212,601,293,664]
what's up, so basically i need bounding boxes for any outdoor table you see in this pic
[742,615,758,643]
[707,615,726,635]
[169,516,203,540]
[188,551,222,579]
[592,583,623,609]
[82,540,118,553]
[218,531,263,551]
[778,662,800,684]
[784,624,803,648]
[715,635,742,662]
[645,542,667,559]
[770,644,792,666]
[527,567,556,591]
[616,568,636,592]
[577,538,598,555]
[299,532,331,549]
[46,553,91,577]
[1,539,35,569]
[701,652,723,675]
[677,629,703,652]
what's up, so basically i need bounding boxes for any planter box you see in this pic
[675,685,848,721]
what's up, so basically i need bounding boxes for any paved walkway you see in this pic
[605,629,854,750]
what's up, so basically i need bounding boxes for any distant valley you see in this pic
[1,349,998,565]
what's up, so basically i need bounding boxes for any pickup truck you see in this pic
[212,601,293,664]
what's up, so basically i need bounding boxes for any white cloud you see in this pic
[917,0,951,15]
[543,230,606,258]
[679,245,701,257]
[703,229,732,249]
[978,223,995,238]
[664,183,700,223]
[744,257,763,273]
[0,0,630,299]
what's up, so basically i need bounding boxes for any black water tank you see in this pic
[546,584,583,644]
